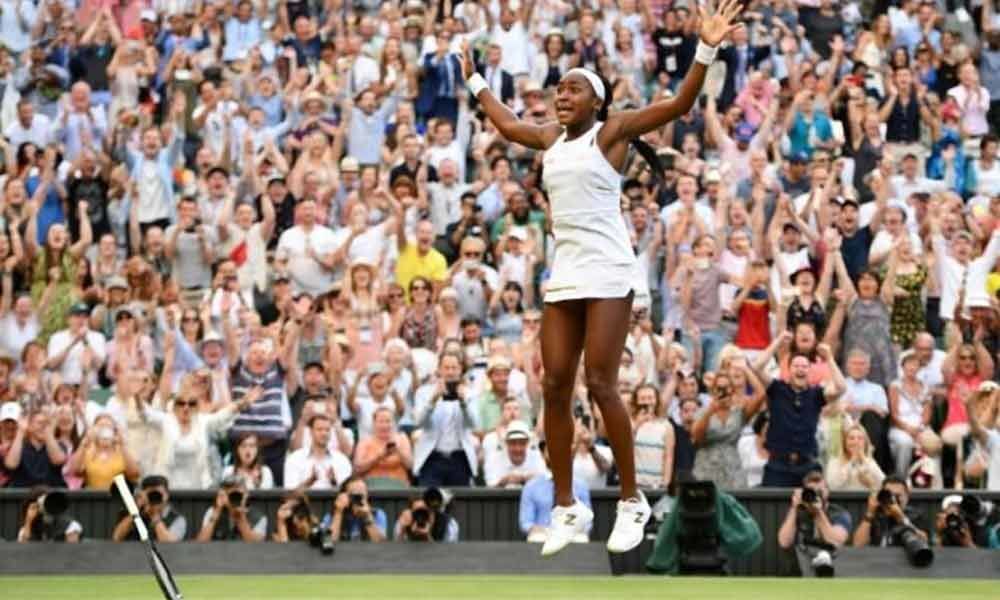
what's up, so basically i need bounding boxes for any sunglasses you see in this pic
[175,400,198,408]
[960,354,976,360]
[182,316,199,323]
[389,292,405,299]
[524,318,541,324]
[463,251,482,258]
[411,285,428,291]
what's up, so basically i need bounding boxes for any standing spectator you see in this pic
[165,196,216,306]
[51,82,107,161]
[352,407,412,486]
[276,198,340,297]
[412,352,479,486]
[283,413,353,490]
[65,413,140,489]
[122,101,186,232]
[46,302,106,386]
[395,217,448,294]
[4,100,50,148]
[691,363,765,489]
[752,336,847,487]
[153,379,253,489]
[632,383,675,492]
[947,63,991,140]
[4,410,68,488]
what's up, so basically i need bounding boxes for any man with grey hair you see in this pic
[843,348,893,473]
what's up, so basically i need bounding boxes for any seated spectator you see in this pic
[322,477,387,542]
[739,411,770,488]
[394,487,459,543]
[481,397,524,468]
[840,348,893,473]
[473,355,523,433]
[347,362,405,440]
[520,441,592,544]
[283,414,353,490]
[45,302,107,386]
[825,424,886,492]
[412,352,479,486]
[66,413,140,490]
[4,409,68,488]
[484,420,544,488]
[16,487,82,543]
[851,475,929,547]
[965,389,1000,490]
[888,350,935,479]
[272,490,318,543]
[352,407,413,486]
[112,475,187,542]
[196,476,267,542]
[222,433,275,491]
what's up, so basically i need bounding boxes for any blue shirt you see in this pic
[518,473,592,535]
[765,380,825,458]
[320,508,388,541]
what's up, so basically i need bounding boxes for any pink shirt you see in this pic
[947,85,991,137]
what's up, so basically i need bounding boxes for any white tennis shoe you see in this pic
[606,491,651,553]
[540,500,593,557]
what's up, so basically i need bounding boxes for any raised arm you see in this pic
[461,43,562,151]
[607,1,743,141]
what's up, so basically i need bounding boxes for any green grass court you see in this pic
[0,575,994,599]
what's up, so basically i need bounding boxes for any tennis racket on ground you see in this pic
[113,474,184,600]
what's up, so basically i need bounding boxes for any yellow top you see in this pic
[395,242,448,300]
[83,448,127,490]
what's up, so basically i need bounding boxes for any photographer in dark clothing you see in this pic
[321,477,387,542]
[394,487,460,542]
[112,475,187,542]
[852,476,929,548]
[196,476,267,542]
[778,470,851,576]
[16,487,82,543]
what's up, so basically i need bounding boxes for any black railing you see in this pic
[2,488,998,575]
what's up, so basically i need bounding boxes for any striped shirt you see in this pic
[230,362,291,441]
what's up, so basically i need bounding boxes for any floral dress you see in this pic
[692,409,747,490]
[843,298,897,387]
[31,252,79,344]
[885,264,927,348]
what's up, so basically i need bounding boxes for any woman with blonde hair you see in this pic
[66,413,140,490]
[825,424,885,492]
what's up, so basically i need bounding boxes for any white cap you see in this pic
[941,494,963,510]
[505,419,531,442]
[140,9,158,21]
[507,227,527,241]
[0,403,21,422]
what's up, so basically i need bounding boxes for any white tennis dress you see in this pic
[541,121,648,303]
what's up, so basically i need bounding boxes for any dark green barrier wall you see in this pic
[2,489,997,575]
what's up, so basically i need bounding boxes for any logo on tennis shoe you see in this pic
[633,512,646,524]
[565,513,576,526]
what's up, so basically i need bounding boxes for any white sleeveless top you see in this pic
[541,122,647,303]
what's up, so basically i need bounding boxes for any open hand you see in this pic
[699,0,745,47]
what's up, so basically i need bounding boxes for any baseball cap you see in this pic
[68,302,90,316]
[978,380,999,393]
[522,80,543,95]
[788,151,810,164]
[367,361,388,378]
[507,227,527,241]
[0,402,21,422]
[734,122,755,143]
[703,169,721,185]
[140,9,157,21]
[505,420,531,442]
[487,355,513,372]
[106,276,128,290]
[340,156,360,172]
[941,494,963,510]
[200,331,224,348]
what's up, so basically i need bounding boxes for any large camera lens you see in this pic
[146,490,164,505]
[349,494,364,507]
[40,492,69,516]
[801,487,818,504]
[877,489,894,505]
[900,527,934,567]
[228,491,245,506]
[960,495,982,519]
[412,508,430,527]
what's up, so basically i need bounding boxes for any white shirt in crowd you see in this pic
[283,446,353,490]
[484,444,545,487]
[277,224,340,296]
[46,328,107,386]
[3,113,50,148]
[0,312,39,359]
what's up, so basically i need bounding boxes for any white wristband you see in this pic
[466,73,488,98]
[694,41,718,66]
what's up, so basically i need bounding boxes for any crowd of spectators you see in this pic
[0,0,1000,547]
